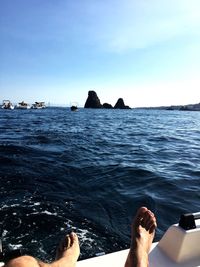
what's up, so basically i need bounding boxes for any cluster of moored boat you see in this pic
[1,100,46,110]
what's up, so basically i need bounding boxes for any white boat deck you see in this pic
[77,241,200,267]
[77,249,129,267]
[78,218,200,267]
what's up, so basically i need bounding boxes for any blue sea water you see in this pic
[0,108,200,262]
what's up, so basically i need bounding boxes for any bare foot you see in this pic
[5,233,80,267]
[125,207,157,267]
[52,232,80,267]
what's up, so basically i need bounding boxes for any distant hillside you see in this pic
[139,102,200,111]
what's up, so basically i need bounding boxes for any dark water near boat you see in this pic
[0,108,200,262]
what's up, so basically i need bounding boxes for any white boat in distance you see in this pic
[15,101,31,109]
[31,102,46,109]
[1,100,14,110]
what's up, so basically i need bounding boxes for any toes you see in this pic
[69,232,80,259]
[66,235,71,249]
[61,234,71,249]
[56,234,71,259]
[134,207,148,224]
[149,217,157,233]
[137,207,148,216]
[55,232,80,261]
[142,210,157,231]
[142,210,149,223]
[136,208,157,232]
[70,232,79,247]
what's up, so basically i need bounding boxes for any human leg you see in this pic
[125,207,157,267]
[51,232,80,267]
[4,255,47,267]
[5,232,80,267]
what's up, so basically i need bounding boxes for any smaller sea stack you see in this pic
[114,98,131,109]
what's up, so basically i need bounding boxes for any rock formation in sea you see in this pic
[114,98,131,109]
[84,91,131,109]
[84,90,102,108]
[102,103,113,109]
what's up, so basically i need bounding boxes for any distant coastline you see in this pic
[136,102,200,111]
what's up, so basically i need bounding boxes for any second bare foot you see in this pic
[125,207,157,267]
[52,232,80,267]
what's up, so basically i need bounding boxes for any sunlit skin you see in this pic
[125,207,157,267]
[4,233,80,267]
[5,207,156,267]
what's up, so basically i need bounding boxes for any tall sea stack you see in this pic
[84,91,102,108]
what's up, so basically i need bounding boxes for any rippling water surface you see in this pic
[0,108,200,261]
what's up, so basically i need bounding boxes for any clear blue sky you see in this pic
[1,0,200,107]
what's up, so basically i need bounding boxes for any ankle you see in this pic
[136,257,148,267]
[128,249,148,267]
